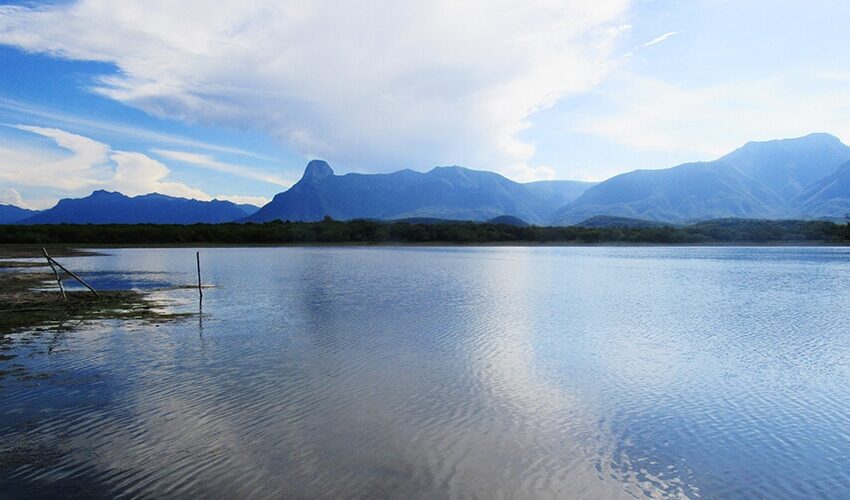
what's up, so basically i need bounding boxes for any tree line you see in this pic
[0,217,848,245]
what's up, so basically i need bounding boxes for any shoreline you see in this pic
[3,241,849,250]
[0,248,188,337]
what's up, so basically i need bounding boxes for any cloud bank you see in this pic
[0,0,630,179]
[0,187,26,207]
[575,72,850,161]
[0,126,269,208]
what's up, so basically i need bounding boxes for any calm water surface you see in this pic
[1,247,849,498]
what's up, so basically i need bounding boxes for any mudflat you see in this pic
[0,247,187,335]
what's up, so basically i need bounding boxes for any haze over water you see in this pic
[1,247,849,498]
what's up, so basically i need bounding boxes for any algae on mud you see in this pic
[0,247,190,336]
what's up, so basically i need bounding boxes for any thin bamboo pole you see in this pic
[42,248,66,301]
[196,251,203,299]
[48,254,100,298]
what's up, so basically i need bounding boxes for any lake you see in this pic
[1,246,849,498]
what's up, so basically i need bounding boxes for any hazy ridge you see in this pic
[7,133,850,226]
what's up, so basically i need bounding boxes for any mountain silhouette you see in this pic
[20,191,255,224]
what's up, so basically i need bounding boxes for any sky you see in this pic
[1,0,849,209]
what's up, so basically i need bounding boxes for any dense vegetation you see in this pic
[1,217,848,245]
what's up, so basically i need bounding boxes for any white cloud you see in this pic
[622,30,682,58]
[0,125,266,208]
[574,71,850,162]
[0,0,631,176]
[640,31,682,49]
[10,125,112,190]
[108,151,211,200]
[152,149,294,187]
[0,97,277,161]
[215,194,269,207]
[603,23,632,38]
[0,187,26,207]
[502,163,557,183]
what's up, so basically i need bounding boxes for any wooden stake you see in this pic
[42,248,66,301]
[48,257,100,298]
[196,251,203,299]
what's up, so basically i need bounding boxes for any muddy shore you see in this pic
[0,247,188,336]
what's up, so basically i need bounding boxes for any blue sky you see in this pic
[1,0,849,208]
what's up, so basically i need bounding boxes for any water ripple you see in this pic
[1,246,849,498]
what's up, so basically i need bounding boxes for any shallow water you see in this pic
[1,246,849,498]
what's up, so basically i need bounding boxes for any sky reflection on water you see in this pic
[1,246,849,498]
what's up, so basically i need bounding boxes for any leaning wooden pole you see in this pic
[42,248,66,301]
[196,251,203,299]
[48,256,100,298]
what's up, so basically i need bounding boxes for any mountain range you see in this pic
[0,204,40,224]
[16,191,259,224]
[4,133,850,226]
[244,160,593,224]
[551,133,850,225]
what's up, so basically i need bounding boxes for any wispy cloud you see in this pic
[214,194,269,207]
[640,31,682,49]
[0,97,276,161]
[623,30,683,58]
[0,125,269,208]
[573,71,850,160]
[152,149,294,188]
[9,125,112,191]
[0,0,632,175]
[0,187,27,207]
[0,125,209,204]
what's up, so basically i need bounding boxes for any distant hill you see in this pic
[550,161,785,225]
[719,133,850,201]
[794,160,850,219]
[245,160,575,225]
[0,204,40,224]
[19,191,251,224]
[392,217,461,224]
[522,180,597,208]
[551,134,850,225]
[487,215,530,227]
[236,203,261,216]
[576,216,667,229]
